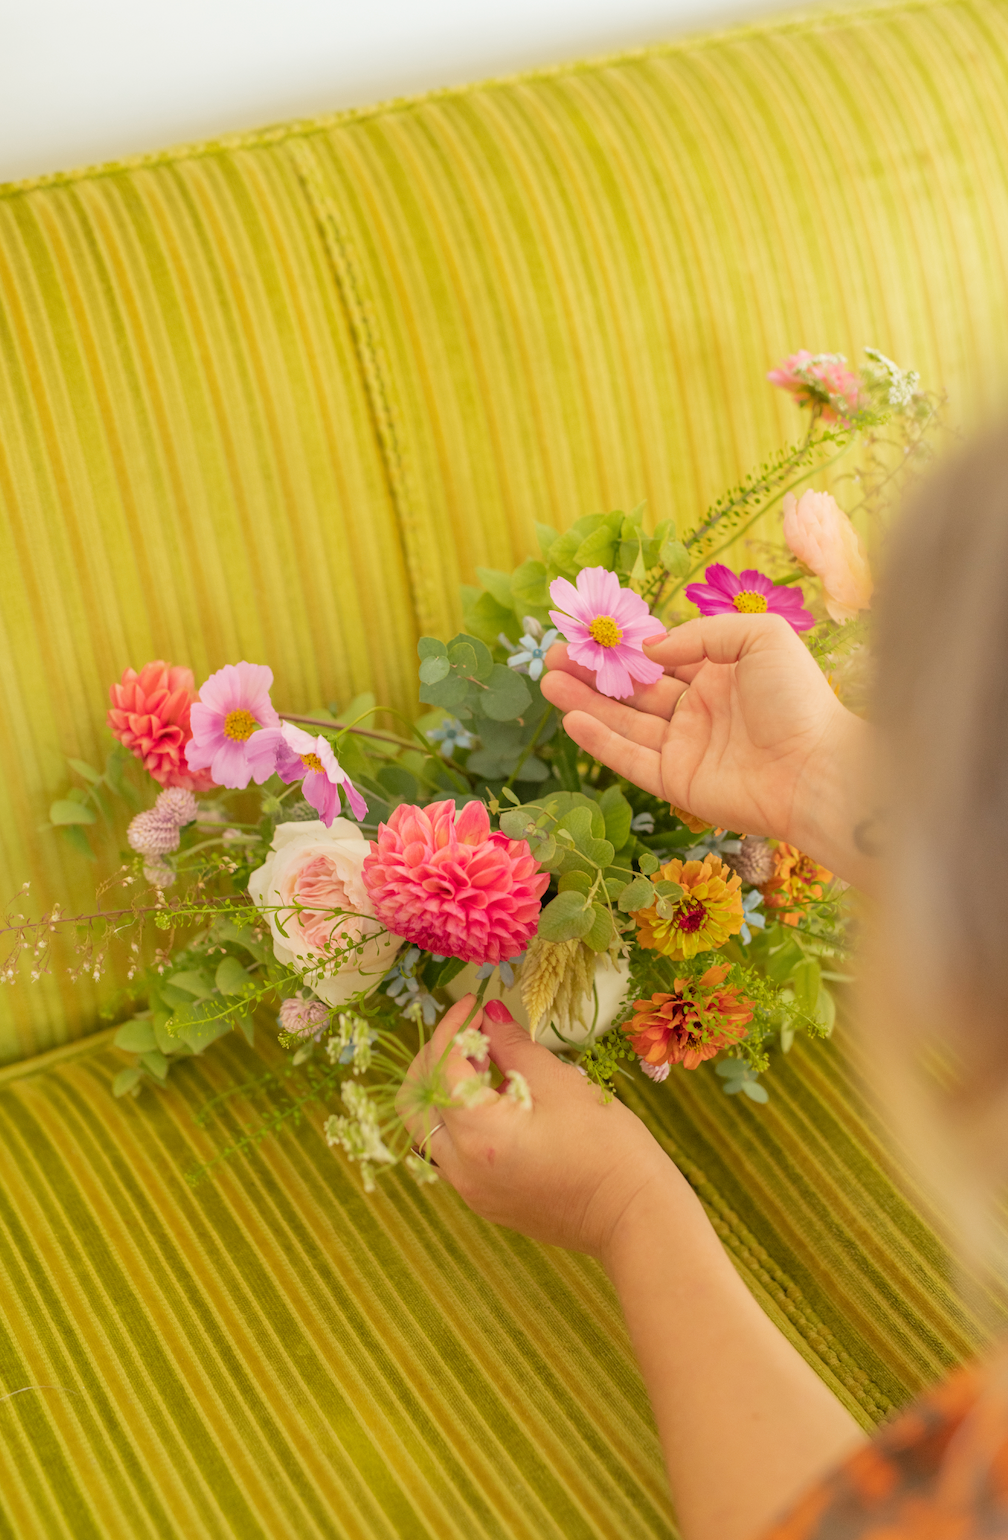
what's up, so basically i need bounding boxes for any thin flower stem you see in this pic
[504,706,553,790]
[280,715,416,751]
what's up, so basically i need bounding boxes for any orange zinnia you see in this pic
[760,844,833,927]
[626,964,754,1071]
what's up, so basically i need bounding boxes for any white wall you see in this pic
[2,0,798,186]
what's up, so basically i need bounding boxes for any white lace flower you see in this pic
[452,1072,496,1108]
[453,1027,490,1060]
[504,1069,532,1109]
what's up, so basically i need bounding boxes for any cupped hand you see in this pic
[396,995,680,1259]
[540,612,855,847]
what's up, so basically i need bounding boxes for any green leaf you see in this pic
[237,1016,255,1047]
[461,590,519,646]
[546,529,582,577]
[557,870,593,894]
[211,921,270,963]
[538,890,595,943]
[526,830,556,864]
[154,1020,189,1056]
[618,876,655,912]
[584,903,615,952]
[67,757,102,783]
[499,808,538,839]
[500,786,521,805]
[510,559,550,612]
[535,522,558,559]
[765,938,804,983]
[515,755,549,782]
[791,958,821,1015]
[447,640,478,675]
[139,1050,169,1082]
[215,956,254,996]
[482,665,531,722]
[112,1067,142,1098]
[556,806,614,869]
[638,852,660,875]
[419,674,471,709]
[574,527,617,570]
[426,954,468,991]
[417,637,448,660]
[377,765,420,801]
[598,786,632,853]
[474,567,514,609]
[450,632,494,681]
[168,969,214,999]
[659,540,690,578]
[57,823,96,860]
[653,879,684,901]
[740,1080,769,1104]
[49,798,97,825]
[419,655,451,685]
[114,1018,157,1053]
[814,982,836,1034]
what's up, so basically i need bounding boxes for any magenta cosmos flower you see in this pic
[245,721,368,825]
[362,800,549,965]
[685,565,815,633]
[185,662,282,789]
[548,567,665,700]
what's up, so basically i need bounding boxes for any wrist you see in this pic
[598,1158,721,1282]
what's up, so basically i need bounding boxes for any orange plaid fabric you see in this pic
[765,1357,1008,1538]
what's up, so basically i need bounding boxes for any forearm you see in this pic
[788,713,878,892]
[604,1172,866,1540]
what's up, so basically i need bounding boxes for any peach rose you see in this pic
[782,490,873,623]
[248,820,399,1006]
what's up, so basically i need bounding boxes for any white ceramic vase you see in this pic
[445,956,631,1051]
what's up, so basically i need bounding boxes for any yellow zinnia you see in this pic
[631,854,744,961]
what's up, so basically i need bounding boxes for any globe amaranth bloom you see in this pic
[685,564,815,633]
[548,567,665,700]
[626,964,754,1071]
[362,799,549,966]
[245,720,367,825]
[760,843,833,927]
[630,854,744,961]
[185,662,281,790]
[767,351,862,425]
[782,490,873,624]
[107,660,215,791]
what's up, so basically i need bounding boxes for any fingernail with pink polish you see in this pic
[483,999,513,1023]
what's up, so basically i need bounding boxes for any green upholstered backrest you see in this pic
[3,0,1008,1062]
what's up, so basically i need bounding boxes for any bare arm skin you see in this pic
[539,612,875,890]
[400,1000,866,1540]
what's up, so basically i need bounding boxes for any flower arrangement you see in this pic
[1,347,942,1188]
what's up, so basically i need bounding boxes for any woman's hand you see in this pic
[541,612,873,886]
[396,994,684,1259]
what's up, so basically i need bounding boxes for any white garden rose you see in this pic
[247,819,399,1006]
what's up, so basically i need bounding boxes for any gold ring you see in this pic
[672,687,688,716]
[410,1121,446,1166]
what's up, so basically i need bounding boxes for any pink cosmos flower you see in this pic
[107,661,215,791]
[362,800,549,965]
[685,565,815,633]
[184,662,281,790]
[767,350,862,425]
[548,567,665,700]
[782,490,873,623]
[245,721,368,825]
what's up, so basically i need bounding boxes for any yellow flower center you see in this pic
[223,709,259,741]
[589,614,623,647]
[732,590,769,614]
[301,752,324,774]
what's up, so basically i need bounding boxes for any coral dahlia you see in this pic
[362,800,549,966]
[627,964,754,1071]
[107,661,215,791]
[760,844,833,926]
[631,854,744,961]
[184,662,281,790]
[685,565,815,633]
[548,567,665,700]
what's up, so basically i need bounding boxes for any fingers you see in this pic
[540,671,669,750]
[558,711,665,799]
[396,995,487,1143]
[643,612,799,669]
[542,647,688,723]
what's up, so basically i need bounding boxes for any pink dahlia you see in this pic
[767,350,862,426]
[245,721,367,825]
[107,661,215,791]
[685,565,815,633]
[184,662,281,790]
[548,567,665,700]
[362,799,549,965]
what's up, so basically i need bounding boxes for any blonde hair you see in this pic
[864,420,1008,1264]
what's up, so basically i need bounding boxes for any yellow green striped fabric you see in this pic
[4,0,1008,1060]
[1,1022,1003,1538]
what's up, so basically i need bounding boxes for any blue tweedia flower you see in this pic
[427,717,477,758]
[685,829,743,862]
[630,811,655,834]
[384,947,439,1024]
[738,888,766,946]
[475,952,525,988]
[503,617,559,682]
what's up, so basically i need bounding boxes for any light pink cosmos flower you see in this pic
[362,800,549,965]
[782,491,873,623]
[767,351,862,425]
[548,567,665,700]
[685,565,815,633]
[185,662,281,790]
[245,721,368,825]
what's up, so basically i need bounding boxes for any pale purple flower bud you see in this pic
[279,996,330,1040]
[155,787,199,826]
[640,1060,670,1083]
[128,810,181,856]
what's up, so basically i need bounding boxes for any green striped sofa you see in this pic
[3,2,1008,1533]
